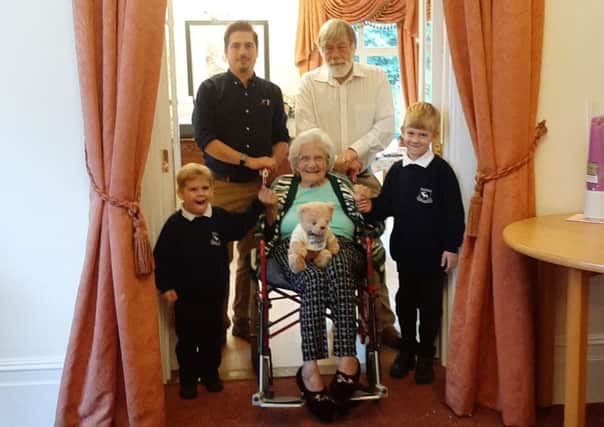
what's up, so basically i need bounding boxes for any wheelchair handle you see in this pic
[261,168,269,187]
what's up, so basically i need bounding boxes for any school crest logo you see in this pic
[416,187,433,204]
[210,232,222,246]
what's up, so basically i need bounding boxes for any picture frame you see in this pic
[185,20,270,97]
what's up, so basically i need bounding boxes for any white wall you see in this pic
[0,1,87,425]
[536,0,604,403]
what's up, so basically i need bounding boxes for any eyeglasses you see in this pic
[297,155,327,164]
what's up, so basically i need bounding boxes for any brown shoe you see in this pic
[381,326,401,348]
[232,321,251,342]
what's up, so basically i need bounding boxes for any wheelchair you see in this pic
[251,233,389,408]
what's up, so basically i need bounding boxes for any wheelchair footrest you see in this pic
[252,393,303,407]
[252,383,388,408]
[351,383,388,400]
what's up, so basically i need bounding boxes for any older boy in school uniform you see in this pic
[355,102,465,384]
[154,163,276,399]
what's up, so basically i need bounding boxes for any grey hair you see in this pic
[316,18,357,50]
[288,128,336,173]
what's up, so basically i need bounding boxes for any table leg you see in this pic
[564,268,589,427]
[536,262,555,407]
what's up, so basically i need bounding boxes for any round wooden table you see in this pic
[504,213,604,427]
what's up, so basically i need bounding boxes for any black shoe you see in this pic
[328,358,361,412]
[232,321,251,342]
[296,367,337,423]
[389,350,415,379]
[179,383,197,399]
[202,372,224,392]
[414,356,434,384]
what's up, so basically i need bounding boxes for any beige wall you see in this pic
[536,0,604,403]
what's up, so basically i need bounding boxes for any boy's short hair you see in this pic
[176,163,213,190]
[403,102,441,134]
[224,20,258,48]
[317,18,357,50]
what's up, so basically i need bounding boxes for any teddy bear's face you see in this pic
[297,202,335,238]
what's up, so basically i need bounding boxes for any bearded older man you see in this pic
[296,18,400,348]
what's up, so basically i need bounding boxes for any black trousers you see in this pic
[395,267,445,358]
[174,296,224,386]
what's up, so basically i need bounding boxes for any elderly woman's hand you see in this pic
[353,184,372,213]
[258,186,278,207]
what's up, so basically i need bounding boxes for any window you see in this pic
[352,22,402,139]
[423,19,432,102]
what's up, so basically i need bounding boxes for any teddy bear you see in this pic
[288,201,340,273]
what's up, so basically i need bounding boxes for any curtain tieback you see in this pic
[85,156,155,277]
[466,120,548,238]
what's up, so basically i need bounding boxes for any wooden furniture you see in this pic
[180,137,204,165]
[503,214,604,427]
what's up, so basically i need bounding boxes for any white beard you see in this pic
[327,61,352,79]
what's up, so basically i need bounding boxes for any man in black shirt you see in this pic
[192,21,289,342]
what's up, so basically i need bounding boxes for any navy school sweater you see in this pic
[365,156,465,272]
[153,200,262,300]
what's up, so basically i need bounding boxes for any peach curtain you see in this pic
[55,1,167,426]
[294,0,328,74]
[397,0,417,108]
[443,1,545,426]
[294,0,418,107]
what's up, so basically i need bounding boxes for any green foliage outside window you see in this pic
[352,23,402,137]
[362,23,397,48]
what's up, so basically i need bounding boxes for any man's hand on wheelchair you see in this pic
[161,289,178,303]
[333,148,363,176]
[353,184,372,214]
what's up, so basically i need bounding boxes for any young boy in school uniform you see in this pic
[355,102,465,384]
[154,163,275,399]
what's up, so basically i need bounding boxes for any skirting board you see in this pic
[553,333,604,403]
[0,358,63,427]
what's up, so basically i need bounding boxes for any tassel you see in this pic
[466,192,482,238]
[131,209,155,276]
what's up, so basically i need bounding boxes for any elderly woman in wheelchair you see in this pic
[257,128,386,421]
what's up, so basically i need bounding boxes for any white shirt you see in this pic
[401,149,434,168]
[290,223,327,251]
[296,63,395,169]
[181,205,212,221]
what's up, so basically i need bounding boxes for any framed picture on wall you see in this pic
[185,20,270,97]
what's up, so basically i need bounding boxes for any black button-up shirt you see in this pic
[192,70,289,182]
